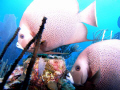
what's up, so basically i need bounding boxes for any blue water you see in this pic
[0,0,120,67]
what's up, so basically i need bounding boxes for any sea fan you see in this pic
[92,29,111,43]
[112,32,120,39]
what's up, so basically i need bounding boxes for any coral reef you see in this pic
[29,56,66,90]
[58,78,75,90]
[0,56,75,90]
[0,65,24,89]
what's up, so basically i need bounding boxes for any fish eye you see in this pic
[75,65,81,71]
[20,34,24,39]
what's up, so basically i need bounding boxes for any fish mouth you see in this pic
[16,42,24,50]
[66,72,74,84]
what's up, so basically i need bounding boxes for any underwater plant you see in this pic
[52,44,82,59]
[92,29,111,43]
[0,14,21,63]
[65,52,80,71]
[0,27,20,60]
[0,15,17,48]
[0,59,11,78]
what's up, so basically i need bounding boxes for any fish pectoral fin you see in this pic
[89,69,101,85]
[40,40,46,45]
[45,51,69,54]
[39,40,47,52]
[34,40,46,47]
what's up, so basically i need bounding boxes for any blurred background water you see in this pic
[0,0,120,70]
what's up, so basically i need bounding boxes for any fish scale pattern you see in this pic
[86,39,120,89]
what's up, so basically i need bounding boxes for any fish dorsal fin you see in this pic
[89,69,101,85]
[40,40,46,45]
[78,1,97,26]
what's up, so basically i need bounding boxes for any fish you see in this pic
[117,16,120,28]
[67,39,120,89]
[16,0,97,54]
